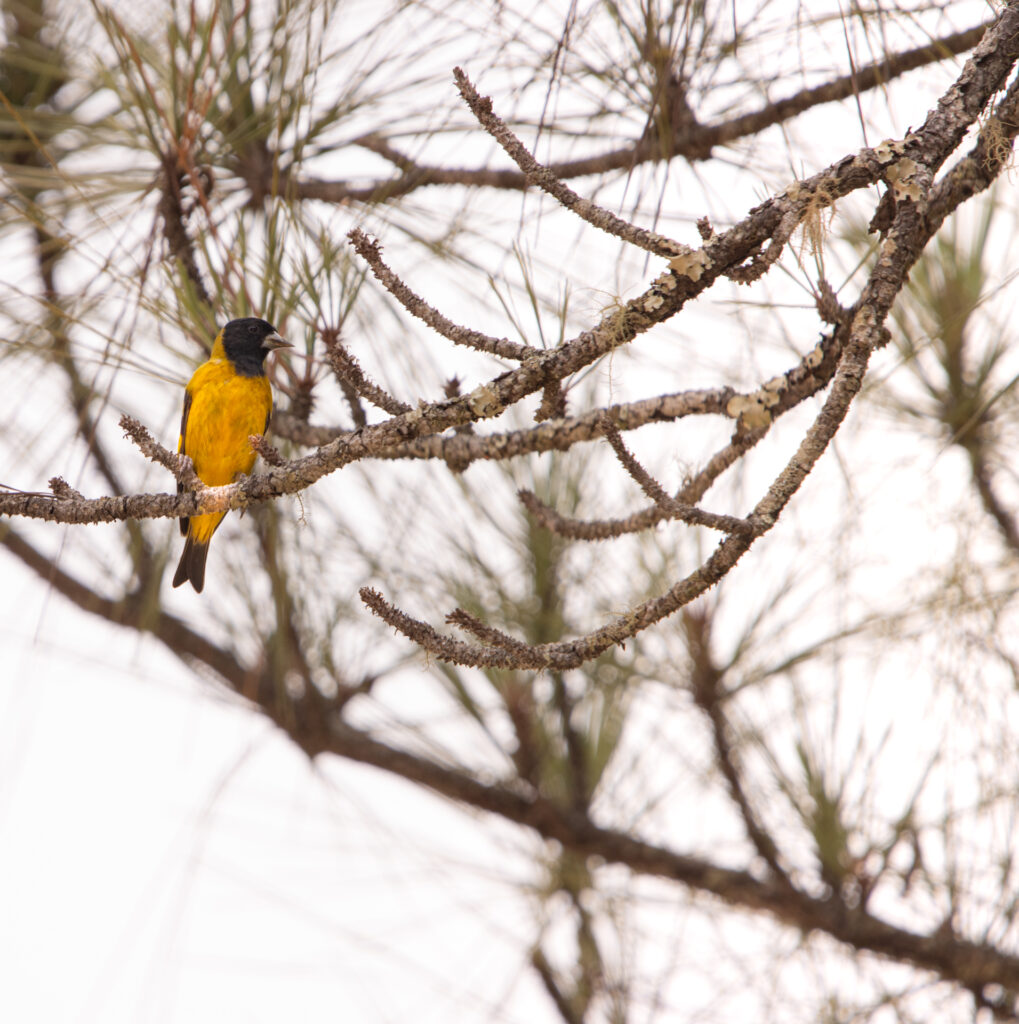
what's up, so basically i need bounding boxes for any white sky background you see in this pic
[1,0,1014,1021]
[1,590,554,1023]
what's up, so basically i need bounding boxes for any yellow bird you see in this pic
[173,317,292,592]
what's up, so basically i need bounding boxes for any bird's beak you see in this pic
[262,332,293,351]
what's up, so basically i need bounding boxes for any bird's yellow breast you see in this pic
[181,358,272,487]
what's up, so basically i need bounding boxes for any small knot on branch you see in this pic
[48,477,83,500]
[815,278,848,325]
[249,433,284,466]
[536,380,568,422]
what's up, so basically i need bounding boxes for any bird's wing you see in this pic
[178,388,193,535]
[178,389,193,455]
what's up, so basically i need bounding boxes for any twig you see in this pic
[120,414,201,489]
[323,335,411,416]
[348,228,538,361]
[454,67,685,260]
[445,608,530,651]
[361,587,498,666]
[683,607,791,885]
[249,434,285,466]
[601,415,754,535]
[278,24,991,206]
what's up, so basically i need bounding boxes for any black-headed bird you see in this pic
[173,317,292,593]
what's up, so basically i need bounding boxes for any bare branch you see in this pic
[120,414,201,489]
[280,23,992,205]
[446,608,530,651]
[454,66,685,259]
[926,58,1019,234]
[600,416,754,535]
[323,334,411,416]
[347,228,539,361]
[272,386,735,465]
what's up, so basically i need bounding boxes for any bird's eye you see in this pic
[248,323,259,334]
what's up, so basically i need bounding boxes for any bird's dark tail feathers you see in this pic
[173,535,209,592]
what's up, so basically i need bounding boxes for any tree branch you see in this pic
[1,527,246,685]
[280,22,992,203]
[454,67,685,259]
[348,228,539,362]
[269,707,1019,999]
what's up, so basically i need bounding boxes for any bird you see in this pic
[172,317,292,592]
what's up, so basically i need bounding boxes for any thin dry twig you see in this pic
[683,607,790,885]
[275,23,991,206]
[323,334,411,416]
[600,415,754,535]
[348,228,539,362]
[445,608,531,651]
[454,67,685,260]
[249,434,284,466]
[120,414,201,490]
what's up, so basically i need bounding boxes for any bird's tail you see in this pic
[173,534,210,592]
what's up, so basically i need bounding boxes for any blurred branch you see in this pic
[683,606,789,883]
[265,704,1019,999]
[1,526,245,684]
[281,22,991,203]
[531,948,584,1024]
[157,152,213,310]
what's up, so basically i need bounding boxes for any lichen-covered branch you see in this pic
[6,5,1019,688]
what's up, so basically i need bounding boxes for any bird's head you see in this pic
[220,317,293,376]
